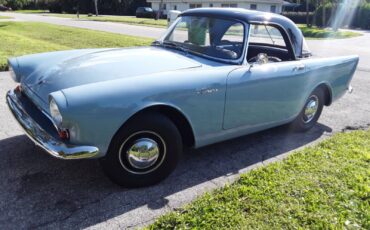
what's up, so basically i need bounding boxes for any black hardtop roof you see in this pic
[181,8,287,23]
[180,8,307,58]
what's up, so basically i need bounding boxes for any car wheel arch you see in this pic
[316,83,333,106]
[290,83,331,127]
[112,104,196,149]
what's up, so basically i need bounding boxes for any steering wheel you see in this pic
[248,55,282,63]
[214,46,238,59]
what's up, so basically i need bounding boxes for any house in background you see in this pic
[146,0,285,16]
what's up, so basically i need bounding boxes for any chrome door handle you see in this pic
[293,64,305,71]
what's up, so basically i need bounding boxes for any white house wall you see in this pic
[148,1,283,14]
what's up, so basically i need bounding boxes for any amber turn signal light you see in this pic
[15,85,22,93]
[58,129,70,140]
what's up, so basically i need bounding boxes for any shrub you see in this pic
[2,0,32,10]
[352,3,370,29]
[314,2,369,29]
[284,2,369,30]
[282,12,314,25]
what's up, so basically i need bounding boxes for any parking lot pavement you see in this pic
[0,68,369,229]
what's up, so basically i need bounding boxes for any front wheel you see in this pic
[100,113,182,187]
[290,87,325,132]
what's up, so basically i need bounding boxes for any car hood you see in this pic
[19,47,201,106]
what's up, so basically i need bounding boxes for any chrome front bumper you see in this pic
[6,89,99,159]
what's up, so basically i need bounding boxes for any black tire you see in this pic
[290,87,325,132]
[100,113,182,187]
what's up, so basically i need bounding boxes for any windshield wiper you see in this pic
[152,40,161,46]
[160,41,189,55]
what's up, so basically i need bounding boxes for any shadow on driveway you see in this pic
[0,123,331,228]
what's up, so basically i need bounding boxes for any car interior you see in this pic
[247,44,291,62]
[163,17,295,63]
[198,23,294,62]
[246,24,294,63]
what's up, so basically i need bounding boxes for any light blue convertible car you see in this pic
[6,8,358,187]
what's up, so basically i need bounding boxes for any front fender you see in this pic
[57,66,230,156]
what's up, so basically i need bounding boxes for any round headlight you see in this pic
[49,98,63,127]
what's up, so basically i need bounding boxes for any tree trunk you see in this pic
[94,0,99,16]
[322,1,326,27]
[306,0,310,27]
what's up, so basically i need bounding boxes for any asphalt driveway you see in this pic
[0,12,370,229]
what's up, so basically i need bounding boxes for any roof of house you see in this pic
[181,8,306,58]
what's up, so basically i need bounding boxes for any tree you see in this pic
[306,0,310,27]
[93,0,98,16]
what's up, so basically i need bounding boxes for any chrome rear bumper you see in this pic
[6,89,99,159]
[347,85,353,94]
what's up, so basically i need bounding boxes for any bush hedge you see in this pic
[284,3,370,30]
[36,0,149,15]
[282,12,314,25]
[352,3,370,29]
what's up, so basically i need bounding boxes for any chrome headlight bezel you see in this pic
[49,98,63,127]
[8,65,16,81]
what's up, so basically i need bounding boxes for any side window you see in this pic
[218,22,244,59]
[249,24,286,47]
[221,23,244,43]
[247,24,293,62]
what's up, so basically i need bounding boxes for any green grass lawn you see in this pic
[44,13,168,27]
[149,129,370,229]
[41,13,361,39]
[298,25,362,39]
[0,16,12,19]
[0,21,153,71]
[15,9,49,13]
[14,12,362,39]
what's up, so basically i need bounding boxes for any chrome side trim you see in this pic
[6,89,99,159]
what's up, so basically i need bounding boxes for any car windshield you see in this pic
[159,16,245,61]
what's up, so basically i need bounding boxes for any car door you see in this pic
[223,24,308,130]
[223,60,307,129]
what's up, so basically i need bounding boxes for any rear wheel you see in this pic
[290,87,325,132]
[100,113,182,187]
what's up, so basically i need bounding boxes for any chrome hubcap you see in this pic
[127,138,159,169]
[118,131,166,175]
[303,95,319,123]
